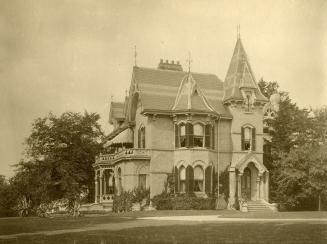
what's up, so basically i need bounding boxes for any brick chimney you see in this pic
[157,59,183,71]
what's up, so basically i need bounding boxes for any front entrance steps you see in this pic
[247,200,273,212]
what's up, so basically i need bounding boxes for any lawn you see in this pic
[0,210,326,243]
[2,222,326,244]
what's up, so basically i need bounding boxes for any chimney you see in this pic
[157,59,183,71]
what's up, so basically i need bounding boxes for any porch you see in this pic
[93,148,151,205]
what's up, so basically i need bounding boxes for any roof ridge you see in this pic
[135,66,221,79]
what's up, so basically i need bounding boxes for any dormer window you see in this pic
[241,125,256,151]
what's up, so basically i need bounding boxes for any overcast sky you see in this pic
[0,0,326,177]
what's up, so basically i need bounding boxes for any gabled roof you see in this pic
[109,102,125,124]
[223,38,268,103]
[172,73,214,112]
[132,67,231,117]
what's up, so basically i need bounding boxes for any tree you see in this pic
[258,79,327,210]
[274,144,327,210]
[0,175,16,216]
[11,111,104,215]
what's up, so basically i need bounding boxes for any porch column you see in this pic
[265,172,269,201]
[256,177,260,200]
[99,170,103,203]
[237,173,242,198]
[260,174,264,200]
[94,176,98,203]
[103,170,107,195]
[228,167,236,207]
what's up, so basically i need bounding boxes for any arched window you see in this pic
[193,124,204,147]
[138,125,146,148]
[194,166,204,192]
[241,126,256,151]
[179,166,186,192]
[205,124,215,149]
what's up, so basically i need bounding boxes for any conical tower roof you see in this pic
[223,37,268,103]
[172,72,215,112]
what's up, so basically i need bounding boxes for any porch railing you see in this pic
[95,148,151,164]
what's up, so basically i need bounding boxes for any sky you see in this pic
[0,0,326,177]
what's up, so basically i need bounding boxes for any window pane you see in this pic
[180,125,186,136]
[138,174,146,189]
[194,166,204,180]
[180,167,186,180]
[180,136,186,147]
[194,124,203,136]
[244,127,251,140]
[194,180,203,192]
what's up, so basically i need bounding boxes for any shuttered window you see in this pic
[186,123,193,148]
[205,166,212,193]
[175,124,179,148]
[186,165,194,193]
[194,166,204,192]
[205,124,211,148]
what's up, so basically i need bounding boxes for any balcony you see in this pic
[95,148,151,165]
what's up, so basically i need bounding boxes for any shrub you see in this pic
[132,187,150,205]
[152,192,216,210]
[112,191,133,213]
[151,191,173,210]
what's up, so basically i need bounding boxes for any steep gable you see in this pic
[172,73,214,112]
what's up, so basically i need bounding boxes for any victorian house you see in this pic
[89,36,278,212]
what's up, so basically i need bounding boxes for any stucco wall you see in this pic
[228,105,264,167]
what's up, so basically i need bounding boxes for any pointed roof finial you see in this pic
[125,89,128,97]
[134,45,137,67]
[237,24,241,39]
[111,94,114,102]
[186,51,192,73]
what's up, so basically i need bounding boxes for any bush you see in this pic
[112,191,133,213]
[152,192,216,210]
[151,191,173,210]
[132,187,150,205]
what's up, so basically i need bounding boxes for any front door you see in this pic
[241,168,251,200]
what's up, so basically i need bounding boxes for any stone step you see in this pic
[246,201,272,212]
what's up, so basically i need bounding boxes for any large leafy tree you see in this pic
[258,79,327,210]
[10,111,104,214]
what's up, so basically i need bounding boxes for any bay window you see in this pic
[175,122,214,149]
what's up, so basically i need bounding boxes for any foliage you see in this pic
[132,187,150,204]
[7,111,104,216]
[0,175,16,217]
[112,191,134,213]
[259,79,327,210]
[113,188,150,213]
[151,192,216,210]
[151,191,173,210]
[274,144,327,210]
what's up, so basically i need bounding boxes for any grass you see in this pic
[0,210,326,243]
[2,222,326,244]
